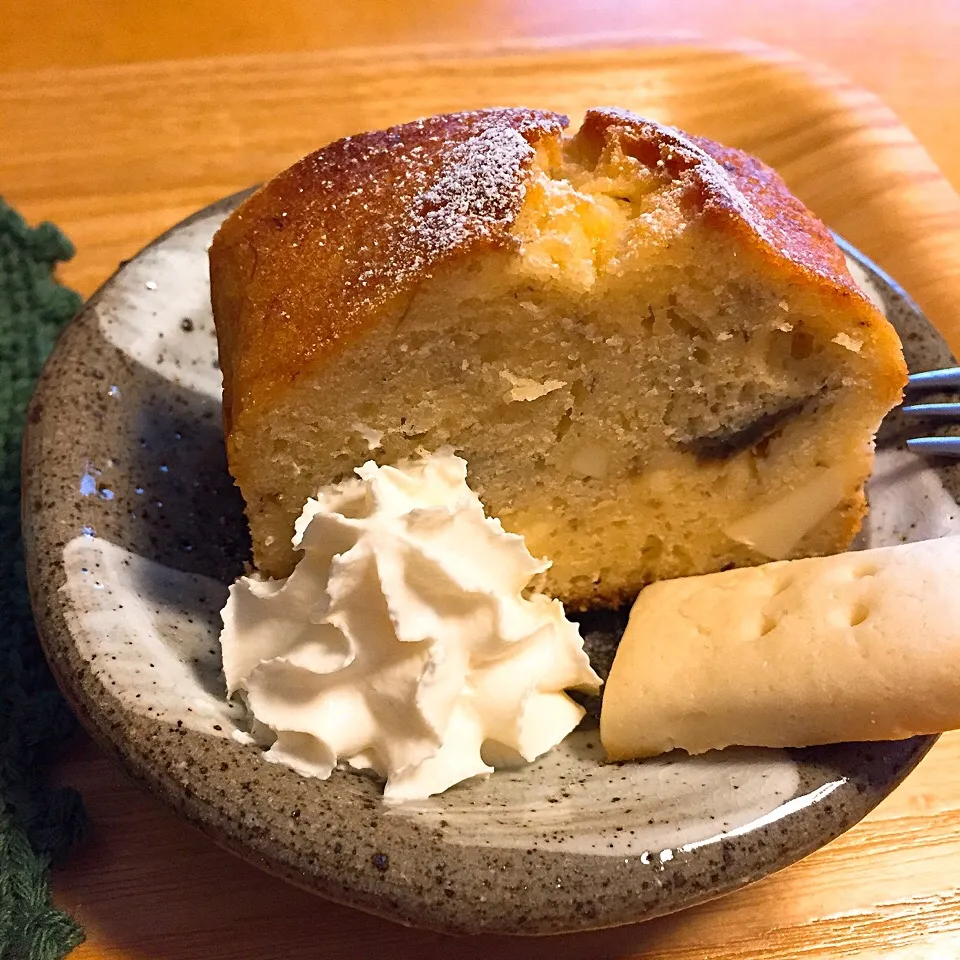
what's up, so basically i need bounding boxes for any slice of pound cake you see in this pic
[210,107,906,608]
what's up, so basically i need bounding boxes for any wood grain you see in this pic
[3,0,959,201]
[5,29,960,960]
[6,39,960,356]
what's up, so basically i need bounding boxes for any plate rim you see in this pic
[21,191,942,935]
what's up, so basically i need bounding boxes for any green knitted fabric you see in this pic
[0,198,86,960]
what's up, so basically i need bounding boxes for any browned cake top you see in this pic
[211,108,567,432]
[576,108,862,294]
[211,107,875,433]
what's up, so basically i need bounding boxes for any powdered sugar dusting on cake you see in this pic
[347,116,558,299]
[581,107,864,302]
[272,110,565,322]
[210,108,569,425]
[401,124,536,284]
[214,106,871,432]
[586,108,770,238]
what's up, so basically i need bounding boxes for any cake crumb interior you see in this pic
[234,125,893,607]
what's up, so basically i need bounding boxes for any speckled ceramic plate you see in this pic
[22,192,960,935]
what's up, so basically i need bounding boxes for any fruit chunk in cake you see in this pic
[210,107,906,608]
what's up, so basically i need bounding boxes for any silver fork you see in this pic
[903,367,960,456]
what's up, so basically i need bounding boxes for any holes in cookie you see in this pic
[759,613,778,637]
[849,602,870,627]
[852,563,878,579]
[771,577,791,597]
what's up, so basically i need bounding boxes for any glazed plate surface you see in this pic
[22,193,960,934]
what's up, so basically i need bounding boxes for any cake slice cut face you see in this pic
[210,107,906,608]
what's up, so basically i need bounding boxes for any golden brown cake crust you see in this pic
[212,107,893,441]
[211,108,568,435]
[212,107,908,599]
[576,108,863,299]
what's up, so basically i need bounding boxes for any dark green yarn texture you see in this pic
[0,198,86,960]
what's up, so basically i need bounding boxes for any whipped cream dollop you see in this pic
[220,451,601,801]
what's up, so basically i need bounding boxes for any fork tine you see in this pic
[907,367,960,389]
[905,436,960,456]
[901,402,960,417]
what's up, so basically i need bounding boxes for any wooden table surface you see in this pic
[6,4,960,959]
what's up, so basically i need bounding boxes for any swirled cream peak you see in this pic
[220,451,601,801]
